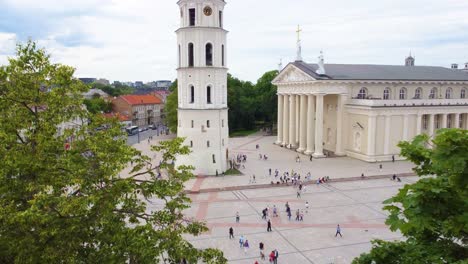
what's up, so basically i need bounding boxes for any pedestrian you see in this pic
[259,242,265,260]
[379,164,383,171]
[392,174,397,181]
[273,205,278,217]
[269,168,272,176]
[236,212,240,223]
[262,209,267,220]
[239,235,245,248]
[269,251,275,263]
[295,209,300,221]
[397,177,402,182]
[267,219,272,232]
[310,155,313,162]
[252,174,256,183]
[392,155,395,162]
[335,224,343,237]
[297,190,301,198]
[229,227,234,239]
[300,210,304,221]
[243,239,250,254]
[361,173,365,178]
[274,249,279,264]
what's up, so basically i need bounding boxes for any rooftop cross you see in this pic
[296,25,302,42]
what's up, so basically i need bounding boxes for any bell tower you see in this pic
[175,0,229,175]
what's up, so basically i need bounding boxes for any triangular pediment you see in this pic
[273,64,316,84]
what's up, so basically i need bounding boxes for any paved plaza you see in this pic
[182,177,416,263]
[126,132,418,263]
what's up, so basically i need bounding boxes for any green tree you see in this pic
[254,70,278,127]
[0,41,226,263]
[165,80,178,133]
[83,97,112,114]
[93,82,135,97]
[353,129,468,264]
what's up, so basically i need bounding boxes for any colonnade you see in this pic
[276,93,347,157]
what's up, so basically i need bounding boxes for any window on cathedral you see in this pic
[399,88,407,100]
[423,115,428,130]
[178,45,181,67]
[207,86,212,104]
[189,8,196,26]
[357,88,367,99]
[414,88,422,99]
[205,43,213,66]
[207,120,210,128]
[445,88,452,99]
[429,88,437,99]
[189,85,195,103]
[221,45,225,66]
[461,89,466,99]
[207,141,210,148]
[188,43,194,67]
[219,11,223,28]
[212,154,216,163]
[383,88,390,100]
[191,120,194,128]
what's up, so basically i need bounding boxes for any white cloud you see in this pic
[1,0,468,82]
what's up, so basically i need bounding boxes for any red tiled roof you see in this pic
[102,112,131,122]
[120,95,162,105]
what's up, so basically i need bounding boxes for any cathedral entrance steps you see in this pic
[185,172,416,194]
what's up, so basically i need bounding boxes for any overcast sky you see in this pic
[1,0,467,83]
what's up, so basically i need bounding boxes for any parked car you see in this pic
[148,124,157,130]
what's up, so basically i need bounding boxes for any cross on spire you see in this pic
[296,25,303,61]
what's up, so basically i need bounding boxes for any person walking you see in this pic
[297,190,301,198]
[269,168,272,176]
[267,219,272,232]
[335,224,343,237]
[295,209,300,221]
[287,210,292,221]
[229,227,234,239]
[252,174,256,183]
[274,249,279,264]
[236,212,240,223]
[243,239,250,254]
[392,155,395,162]
[259,242,265,260]
[269,251,275,263]
[239,235,245,248]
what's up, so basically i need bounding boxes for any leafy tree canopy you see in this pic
[0,41,226,263]
[83,97,112,114]
[353,129,468,264]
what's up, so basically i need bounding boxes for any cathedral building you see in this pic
[175,0,229,175]
[273,33,468,162]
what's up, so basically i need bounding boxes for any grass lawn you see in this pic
[229,129,257,137]
[224,168,242,176]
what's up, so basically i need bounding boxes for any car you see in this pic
[148,124,157,130]
[138,127,148,133]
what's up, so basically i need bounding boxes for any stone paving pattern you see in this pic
[126,132,418,263]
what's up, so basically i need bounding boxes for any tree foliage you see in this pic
[165,71,279,134]
[165,80,178,133]
[0,41,226,263]
[92,82,135,97]
[353,129,468,264]
[83,96,112,114]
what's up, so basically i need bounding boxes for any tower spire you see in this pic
[296,25,302,61]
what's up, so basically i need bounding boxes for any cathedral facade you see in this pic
[175,0,229,175]
[273,56,468,162]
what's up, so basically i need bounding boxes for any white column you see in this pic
[403,114,409,141]
[295,95,300,146]
[305,94,315,155]
[454,113,460,128]
[335,94,347,156]
[367,115,377,157]
[289,94,296,148]
[416,114,422,135]
[384,115,391,155]
[441,114,447,128]
[297,95,308,152]
[313,94,325,158]
[428,114,435,137]
[464,114,468,129]
[282,95,289,146]
[276,95,283,144]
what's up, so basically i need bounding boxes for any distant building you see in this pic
[152,90,171,104]
[135,81,144,88]
[83,89,110,100]
[155,80,172,90]
[95,78,110,86]
[112,95,163,127]
[79,78,97,84]
[102,112,132,127]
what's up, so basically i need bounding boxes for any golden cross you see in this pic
[296,25,302,42]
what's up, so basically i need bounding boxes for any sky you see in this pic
[1,0,467,83]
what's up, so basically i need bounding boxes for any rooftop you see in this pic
[293,61,468,81]
[119,95,162,105]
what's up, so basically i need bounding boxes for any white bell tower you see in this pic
[175,0,229,175]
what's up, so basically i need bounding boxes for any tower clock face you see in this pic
[203,6,212,16]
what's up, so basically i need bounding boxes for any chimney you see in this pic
[451,63,458,69]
